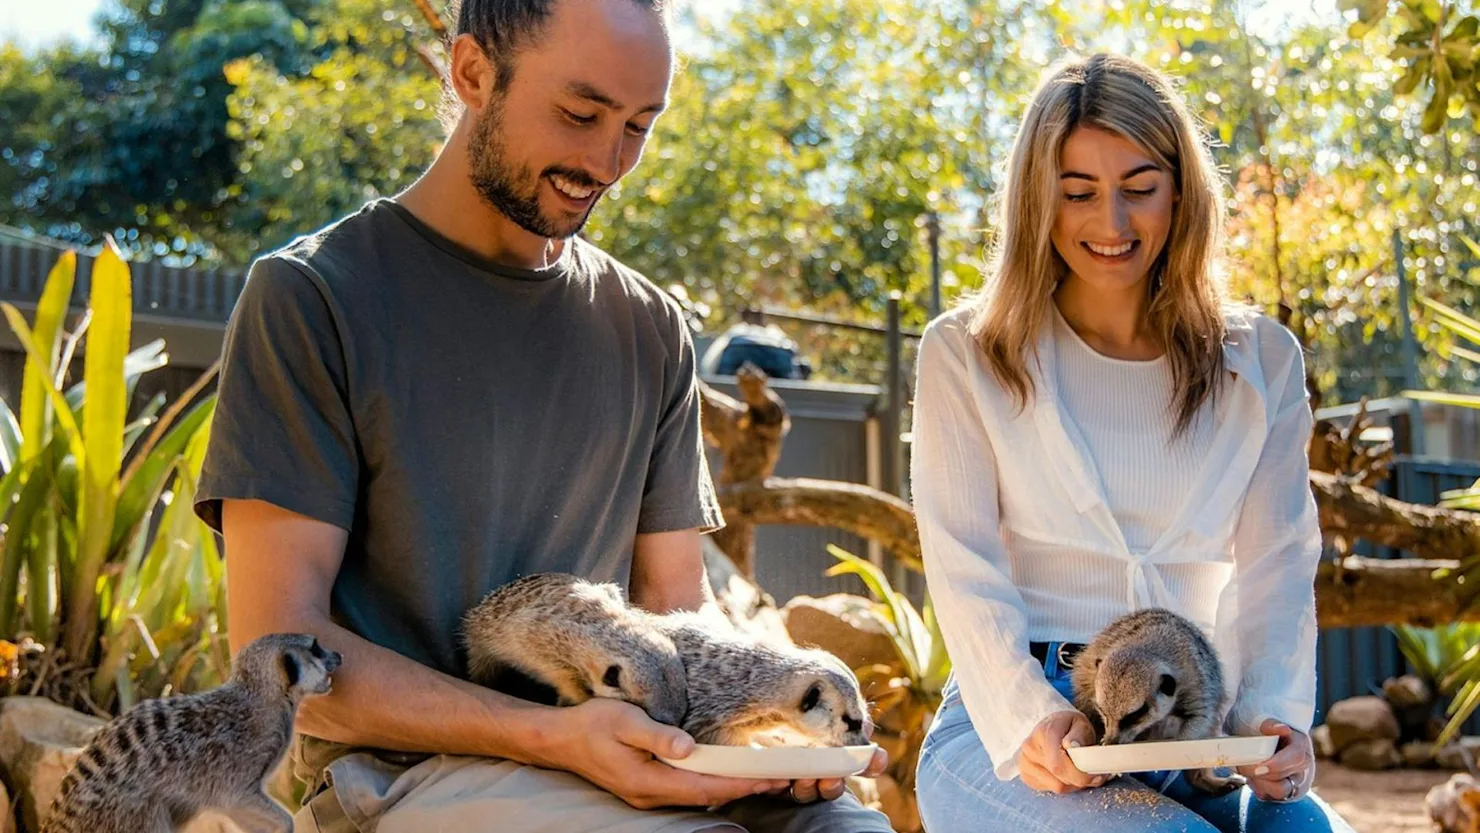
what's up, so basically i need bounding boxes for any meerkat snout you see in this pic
[1091,650,1179,745]
[793,667,872,747]
[238,632,342,700]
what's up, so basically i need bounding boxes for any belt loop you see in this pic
[1044,641,1060,677]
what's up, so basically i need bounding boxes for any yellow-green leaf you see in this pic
[19,252,76,469]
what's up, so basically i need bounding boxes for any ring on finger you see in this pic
[1284,775,1298,801]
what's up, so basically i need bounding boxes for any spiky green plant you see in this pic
[0,241,225,714]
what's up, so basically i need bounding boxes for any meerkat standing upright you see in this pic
[1070,607,1239,795]
[460,572,689,727]
[650,610,872,749]
[40,632,341,833]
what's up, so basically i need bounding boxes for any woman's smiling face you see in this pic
[1051,126,1177,295]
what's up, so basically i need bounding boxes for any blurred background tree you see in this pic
[3,0,1480,397]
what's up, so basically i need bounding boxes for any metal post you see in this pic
[884,292,904,498]
[1395,227,1425,456]
[927,212,942,320]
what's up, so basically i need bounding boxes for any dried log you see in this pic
[1315,557,1480,629]
[1312,472,1480,563]
[699,367,790,577]
[715,477,922,572]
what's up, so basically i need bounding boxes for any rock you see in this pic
[0,696,107,832]
[874,773,922,833]
[1436,737,1480,771]
[1312,724,1336,759]
[1326,696,1400,753]
[782,594,903,673]
[1427,772,1480,833]
[1338,737,1402,771]
[1403,740,1438,768]
[0,780,13,833]
[1384,675,1433,709]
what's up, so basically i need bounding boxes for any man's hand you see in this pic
[1019,711,1106,794]
[772,745,889,804]
[1236,719,1314,803]
[527,698,790,810]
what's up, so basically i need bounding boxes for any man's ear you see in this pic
[448,32,499,111]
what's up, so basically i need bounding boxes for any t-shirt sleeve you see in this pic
[637,304,725,536]
[193,255,360,534]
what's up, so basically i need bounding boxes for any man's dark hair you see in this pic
[438,0,670,130]
[451,0,667,88]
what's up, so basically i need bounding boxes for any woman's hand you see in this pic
[1236,719,1314,803]
[1019,711,1107,794]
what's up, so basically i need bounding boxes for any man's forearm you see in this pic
[268,610,554,762]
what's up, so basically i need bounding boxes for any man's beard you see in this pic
[467,99,604,240]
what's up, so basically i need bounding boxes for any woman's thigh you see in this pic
[1164,773,1357,833]
[915,720,1218,833]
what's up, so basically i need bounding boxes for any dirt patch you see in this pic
[1313,762,1450,833]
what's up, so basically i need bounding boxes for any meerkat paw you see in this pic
[1186,767,1244,795]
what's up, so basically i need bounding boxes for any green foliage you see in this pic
[219,0,445,262]
[825,544,949,786]
[0,245,225,714]
[1340,0,1480,133]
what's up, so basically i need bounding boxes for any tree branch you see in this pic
[715,477,922,571]
[1315,556,1480,628]
[1311,471,1480,562]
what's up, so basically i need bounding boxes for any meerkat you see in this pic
[41,632,341,833]
[1070,607,1238,795]
[649,610,871,748]
[460,572,688,727]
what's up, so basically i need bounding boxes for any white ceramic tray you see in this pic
[658,744,878,779]
[1067,735,1278,775]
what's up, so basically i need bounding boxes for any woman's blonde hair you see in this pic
[968,52,1230,435]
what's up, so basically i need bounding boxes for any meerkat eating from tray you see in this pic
[1071,607,1239,794]
[649,610,871,749]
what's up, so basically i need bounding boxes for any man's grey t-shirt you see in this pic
[194,198,724,678]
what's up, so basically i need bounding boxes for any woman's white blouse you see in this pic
[909,305,1322,781]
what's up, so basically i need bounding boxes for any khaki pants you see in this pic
[289,736,895,833]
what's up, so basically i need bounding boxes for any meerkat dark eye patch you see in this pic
[1124,704,1149,725]
[1159,674,1177,697]
[801,683,823,713]
[282,652,301,687]
[603,664,622,689]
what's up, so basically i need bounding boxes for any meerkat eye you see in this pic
[603,664,622,689]
[1124,704,1149,725]
[1159,674,1177,697]
[800,683,823,713]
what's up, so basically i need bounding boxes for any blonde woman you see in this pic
[909,54,1354,831]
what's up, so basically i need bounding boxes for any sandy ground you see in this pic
[1314,763,1452,833]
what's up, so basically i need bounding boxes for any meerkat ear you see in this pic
[282,652,302,687]
[1159,674,1177,697]
[603,664,622,689]
[800,682,823,713]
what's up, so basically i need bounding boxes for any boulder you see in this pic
[1402,740,1438,768]
[1,780,13,833]
[781,594,902,673]
[702,538,792,646]
[1312,724,1336,759]
[1338,737,1402,771]
[0,696,107,832]
[1325,696,1400,753]
[873,772,922,833]
[1436,737,1480,771]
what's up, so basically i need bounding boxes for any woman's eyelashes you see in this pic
[1062,187,1158,203]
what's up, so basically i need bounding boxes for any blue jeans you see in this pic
[914,643,1355,833]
